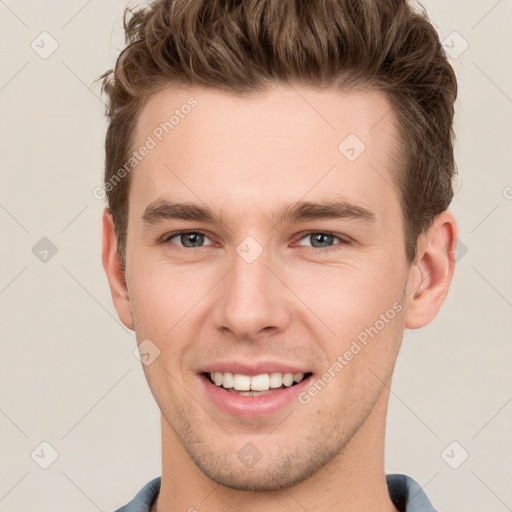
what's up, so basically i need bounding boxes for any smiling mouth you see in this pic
[202,371,314,396]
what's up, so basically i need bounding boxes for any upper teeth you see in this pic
[209,372,306,391]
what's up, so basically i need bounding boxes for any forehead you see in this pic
[129,84,401,225]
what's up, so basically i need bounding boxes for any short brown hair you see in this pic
[97,0,457,266]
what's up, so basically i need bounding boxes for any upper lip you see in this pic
[198,361,312,377]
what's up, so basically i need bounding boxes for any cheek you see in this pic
[129,260,202,328]
[287,258,404,337]
[291,261,407,396]
[127,261,216,377]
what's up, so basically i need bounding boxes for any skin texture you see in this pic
[103,84,457,511]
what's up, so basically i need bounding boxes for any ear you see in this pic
[102,209,134,330]
[404,210,458,329]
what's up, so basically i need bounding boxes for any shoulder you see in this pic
[112,474,435,511]
[386,474,438,512]
[113,476,161,512]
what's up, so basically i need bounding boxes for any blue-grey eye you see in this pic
[297,232,341,249]
[166,231,213,248]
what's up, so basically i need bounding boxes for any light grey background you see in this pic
[0,1,511,511]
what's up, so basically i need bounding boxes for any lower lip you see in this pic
[199,373,312,418]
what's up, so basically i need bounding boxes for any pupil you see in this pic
[313,233,332,248]
[183,233,203,247]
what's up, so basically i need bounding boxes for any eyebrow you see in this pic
[141,199,376,227]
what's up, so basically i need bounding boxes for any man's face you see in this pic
[122,85,413,490]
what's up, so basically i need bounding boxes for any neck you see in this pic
[154,387,398,512]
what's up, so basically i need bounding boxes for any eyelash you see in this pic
[161,230,350,254]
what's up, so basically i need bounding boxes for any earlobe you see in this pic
[404,211,458,330]
[102,209,134,330]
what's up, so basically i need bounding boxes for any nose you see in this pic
[211,247,292,341]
